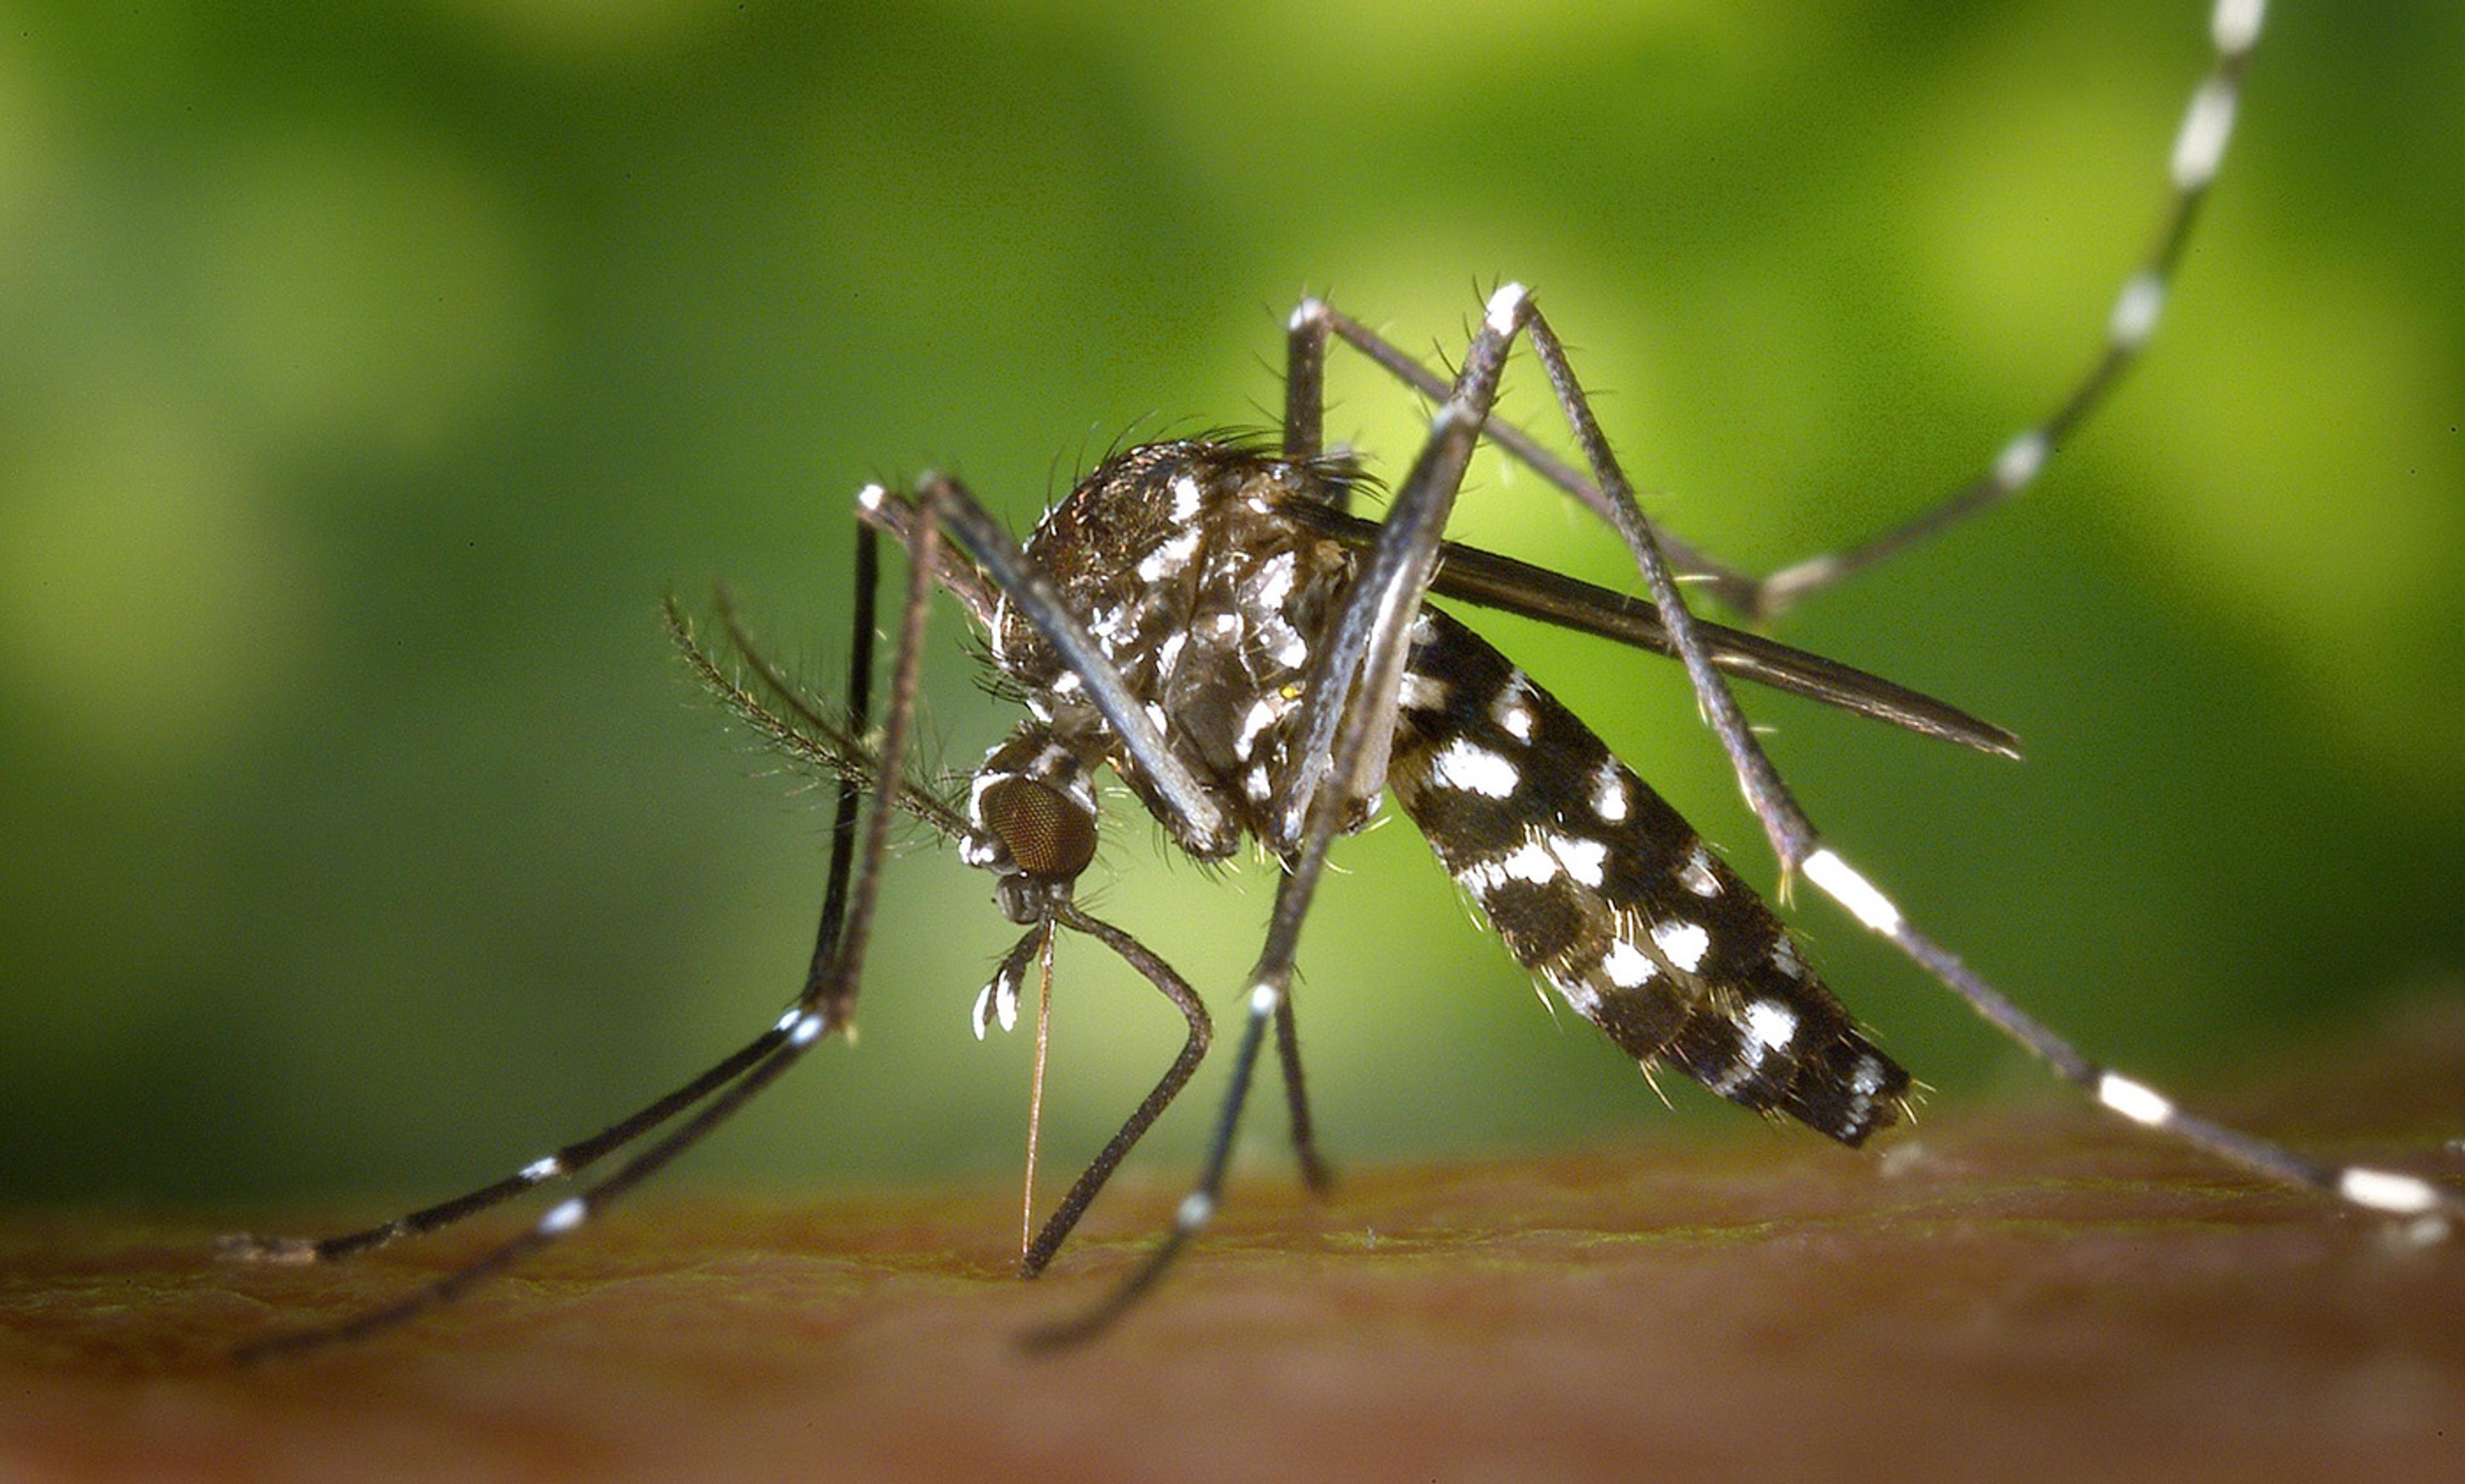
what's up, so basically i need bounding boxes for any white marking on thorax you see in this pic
[1170,473,1204,522]
[1136,528,1202,582]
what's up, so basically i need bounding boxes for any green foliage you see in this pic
[2,1,2459,1202]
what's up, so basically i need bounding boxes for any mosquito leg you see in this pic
[1510,290,2461,1239]
[1273,992,1333,1195]
[1284,296,1329,463]
[1019,917,1276,1352]
[1744,0,2268,619]
[234,485,946,1360]
[218,1022,797,1266]
[1306,3,2268,625]
[811,522,879,979]
[1271,285,1527,850]
[224,524,894,1272]
[1835,868,2462,1235]
[1019,904,1213,1279]
[1304,299,1737,592]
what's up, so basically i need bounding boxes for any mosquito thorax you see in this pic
[984,440,1373,863]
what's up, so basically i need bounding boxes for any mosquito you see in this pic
[225,0,2457,1359]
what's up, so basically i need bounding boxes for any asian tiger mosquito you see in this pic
[225,0,2461,1359]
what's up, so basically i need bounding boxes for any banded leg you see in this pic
[1492,289,2464,1241]
[1742,0,2269,619]
[219,530,897,1277]
[1286,0,2270,623]
[230,486,947,1360]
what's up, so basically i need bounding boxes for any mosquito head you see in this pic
[983,772,1100,888]
[964,725,1104,923]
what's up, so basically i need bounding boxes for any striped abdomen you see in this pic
[1388,607,1908,1144]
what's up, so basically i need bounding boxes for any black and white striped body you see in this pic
[967,438,1907,1144]
[1390,607,1906,1142]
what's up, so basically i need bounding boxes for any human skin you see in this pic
[7,1005,2462,1484]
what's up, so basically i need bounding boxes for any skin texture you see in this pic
[7,1003,2462,1484]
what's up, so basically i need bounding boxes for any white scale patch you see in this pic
[973,972,1020,1040]
[1484,281,1528,334]
[2097,1072,2174,1128]
[1428,738,1519,798]
[1650,918,1711,974]
[1545,970,1601,1019]
[1993,431,2049,493]
[968,766,1014,821]
[1602,937,1657,988]
[2215,0,2263,55]
[1544,833,1607,888]
[1252,549,1297,608]
[1676,846,1720,898]
[1236,695,1283,761]
[1590,761,1629,823]
[2109,270,2166,350]
[1803,848,1904,934]
[1501,840,1560,884]
[2339,1166,2443,1216]
[1170,473,1204,521]
[1743,1000,1798,1052]
[1490,672,1537,741]
[1176,1191,1216,1232]
[2172,76,2238,189]
[1135,528,1202,582]
[1458,841,1560,897]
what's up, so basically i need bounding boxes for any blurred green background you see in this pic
[3,0,2460,1212]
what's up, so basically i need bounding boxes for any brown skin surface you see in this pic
[8,1008,2463,1484]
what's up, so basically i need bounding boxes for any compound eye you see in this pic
[979,775,1098,881]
